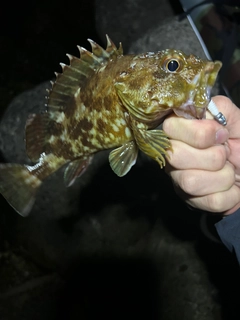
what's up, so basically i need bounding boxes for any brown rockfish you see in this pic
[0,35,222,216]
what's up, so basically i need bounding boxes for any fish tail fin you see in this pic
[0,164,42,217]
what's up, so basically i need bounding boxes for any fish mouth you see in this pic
[173,99,207,119]
[173,60,222,120]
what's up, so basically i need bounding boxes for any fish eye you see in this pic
[166,59,180,72]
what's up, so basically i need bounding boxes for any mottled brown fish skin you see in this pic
[46,56,135,159]
[46,50,221,159]
[0,36,222,216]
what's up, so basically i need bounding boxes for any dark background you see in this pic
[0,0,102,119]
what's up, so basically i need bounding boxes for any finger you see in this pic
[168,162,235,196]
[235,172,240,188]
[211,96,240,138]
[163,116,229,148]
[212,96,238,125]
[226,138,240,175]
[166,140,227,170]
[186,185,240,214]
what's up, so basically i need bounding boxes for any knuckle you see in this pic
[224,163,235,184]
[211,146,227,170]
[163,117,176,136]
[206,194,225,212]
[212,95,231,107]
[162,118,171,134]
[193,128,212,149]
[179,172,197,194]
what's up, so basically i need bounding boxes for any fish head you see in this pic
[152,49,222,120]
[114,49,222,127]
[160,50,222,120]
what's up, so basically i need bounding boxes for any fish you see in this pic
[0,35,222,217]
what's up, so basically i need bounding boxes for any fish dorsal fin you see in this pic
[25,113,50,161]
[46,35,123,113]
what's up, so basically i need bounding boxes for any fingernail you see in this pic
[216,128,229,144]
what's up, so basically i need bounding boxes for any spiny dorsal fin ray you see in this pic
[87,39,110,59]
[106,34,123,56]
[46,35,123,113]
[77,46,103,65]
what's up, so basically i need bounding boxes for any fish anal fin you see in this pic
[25,113,50,162]
[109,141,138,177]
[64,156,93,187]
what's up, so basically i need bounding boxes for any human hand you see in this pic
[163,95,240,215]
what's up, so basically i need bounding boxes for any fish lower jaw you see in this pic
[174,83,211,119]
[173,100,207,120]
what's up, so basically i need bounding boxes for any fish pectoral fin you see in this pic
[64,156,93,187]
[133,127,171,168]
[109,141,138,177]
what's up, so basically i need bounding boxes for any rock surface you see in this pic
[95,0,176,51]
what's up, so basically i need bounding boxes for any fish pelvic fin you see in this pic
[0,164,42,217]
[109,141,138,177]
